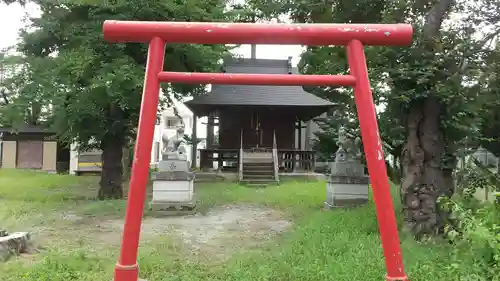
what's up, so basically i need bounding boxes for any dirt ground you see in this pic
[44,204,292,259]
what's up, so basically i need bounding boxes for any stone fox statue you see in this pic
[336,126,362,161]
[162,125,186,160]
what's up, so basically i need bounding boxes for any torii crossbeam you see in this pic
[103,20,412,281]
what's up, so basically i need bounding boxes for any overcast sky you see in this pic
[0,2,304,64]
[0,3,38,52]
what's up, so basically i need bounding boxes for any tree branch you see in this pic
[421,0,455,44]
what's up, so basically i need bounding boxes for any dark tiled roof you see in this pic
[185,58,333,113]
[0,124,54,134]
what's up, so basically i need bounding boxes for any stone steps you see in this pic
[243,173,274,179]
[241,163,276,187]
[239,150,277,187]
[243,169,274,174]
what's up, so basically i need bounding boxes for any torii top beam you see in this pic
[103,21,413,46]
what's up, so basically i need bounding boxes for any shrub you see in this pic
[440,165,500,281]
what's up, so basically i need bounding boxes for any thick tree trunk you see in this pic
[401,97,454,236]
[98,134,124,200]
[398,0,455,238]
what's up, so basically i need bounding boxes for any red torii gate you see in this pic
[102,21,412,281]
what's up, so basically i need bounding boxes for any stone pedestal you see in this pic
[157,159,189,171]
[149,159,196,216]
[325,161,369,208]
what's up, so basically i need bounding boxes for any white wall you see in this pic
[150,93,207,168]
[69,145,78,175]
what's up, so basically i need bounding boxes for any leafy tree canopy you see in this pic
[1,0,235,198]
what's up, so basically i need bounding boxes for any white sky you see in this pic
[0,2,303,64]
[0,3,38,52]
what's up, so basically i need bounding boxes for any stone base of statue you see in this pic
[149,156,196,216]
[324,161,369,209]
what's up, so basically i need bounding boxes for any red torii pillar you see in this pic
[103,21,412,281]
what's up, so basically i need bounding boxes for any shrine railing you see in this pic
[199,148,240,172]
[199,148,316,173]
[277,150,316,172]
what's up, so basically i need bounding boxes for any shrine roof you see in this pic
[184,58,334,116]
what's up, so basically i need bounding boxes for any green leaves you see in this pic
[2,0,234,152]
[0,53,57,127]
[440,194,500,280]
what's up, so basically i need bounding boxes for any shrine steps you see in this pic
[239,151,279,187]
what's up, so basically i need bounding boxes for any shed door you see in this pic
[17,140,44,169]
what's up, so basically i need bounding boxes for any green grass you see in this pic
[0,169,460,281]
[0,169,96,201]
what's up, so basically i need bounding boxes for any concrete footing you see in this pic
[148,201,196,216]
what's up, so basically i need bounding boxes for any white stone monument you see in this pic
[325,127,369,208]
[149,125,196,215]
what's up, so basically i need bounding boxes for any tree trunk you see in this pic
[400,97,454,237]
[122,145,131,180]
[98,134,124,200]
[399,0,455,238]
